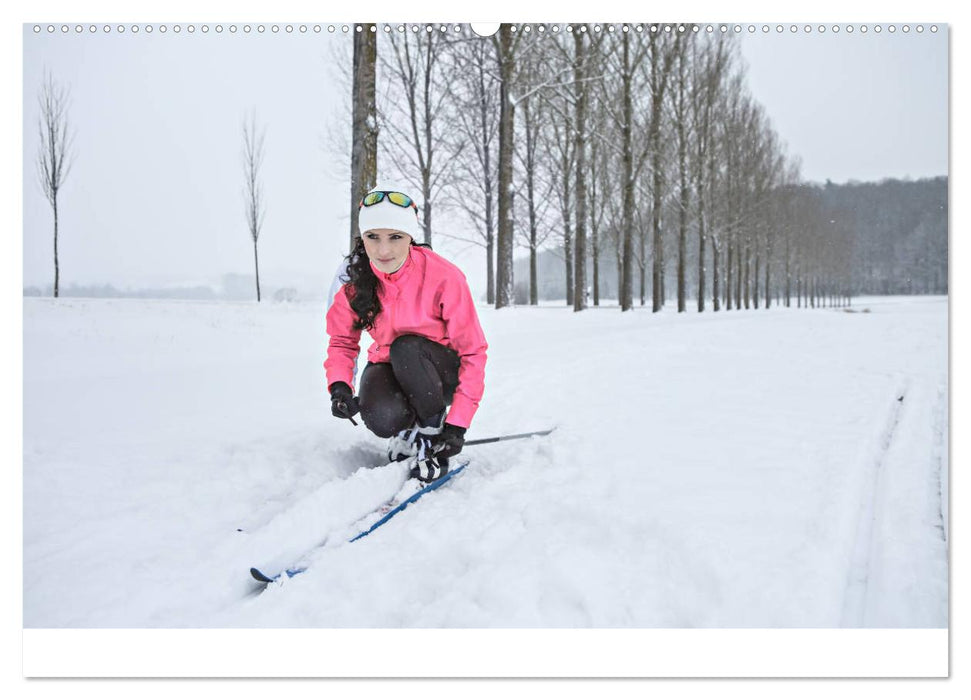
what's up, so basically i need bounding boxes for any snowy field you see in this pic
[22,295,948,629]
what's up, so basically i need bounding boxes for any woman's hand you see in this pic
[432,423,466,458]
[329,381,360,424]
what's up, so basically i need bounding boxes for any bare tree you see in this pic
[718,70,747,311]
[444,36,501,303]
[493,25,580,309]
[242,111,266,302]
[535,26,603,309]
[768,162,802,308]
[547,96,576,306]
[593,27,655,312]
[587,76,612,306]
[689,33,731,312]
[671,31,692,313]
[513,37,558,306]
[350,24,378,251]
[493,24,524,308]
[754,129,787,309]
[37,72,74,298]
[379,28,459,246]
[647,31,677,312]
[614,30,642,312]
[571,26,592,312]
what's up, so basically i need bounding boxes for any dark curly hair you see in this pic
[342,237,431,331]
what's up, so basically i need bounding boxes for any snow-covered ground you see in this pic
[22,295,948,628]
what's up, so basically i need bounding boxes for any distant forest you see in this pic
[822,177,947,296]
[514,176,948,304]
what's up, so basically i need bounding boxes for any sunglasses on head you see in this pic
[359,191,418,213]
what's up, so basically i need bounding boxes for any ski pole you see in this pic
[465,427,556,447]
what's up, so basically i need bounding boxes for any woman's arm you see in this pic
[324,287,363,392]
[440,273,488,428]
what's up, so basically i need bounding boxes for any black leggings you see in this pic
[358,334,461,438]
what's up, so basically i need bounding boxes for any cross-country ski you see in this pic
[249,460,470,585]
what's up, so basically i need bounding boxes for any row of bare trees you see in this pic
[39,25,928,308]
[349,24,863,312]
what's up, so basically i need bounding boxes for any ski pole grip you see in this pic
[336,399,358,426]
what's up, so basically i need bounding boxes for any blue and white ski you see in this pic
[250,460,469,584]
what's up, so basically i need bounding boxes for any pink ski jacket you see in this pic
[324,245,488,428]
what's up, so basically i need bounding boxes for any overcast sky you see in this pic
[738,25,948,184]
[21,23,948,295]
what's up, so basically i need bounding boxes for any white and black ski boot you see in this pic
[406,409,446,482]
[387,425,420,463]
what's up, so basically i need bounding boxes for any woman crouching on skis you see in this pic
[324,186,488,483]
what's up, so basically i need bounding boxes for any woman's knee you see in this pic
[359,363,414,437]
[389,334,426,365]
[360,400,412,438]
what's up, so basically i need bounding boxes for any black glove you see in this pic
[330,381,360,423]
[432,423,466,459]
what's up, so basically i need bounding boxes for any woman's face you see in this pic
[362,228,412,274]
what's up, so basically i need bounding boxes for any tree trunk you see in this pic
[529,245,538,306]
[573,29,588,312]
[619,34,635,312]
[728,245,734,309]
[563,204,574,307]
[651,178,663,312]
[422,50,434,246]
[561,119,574,307]
[53,196,60,298]
[422,197,432,246]
[743,241,750,309]
[253,240,261,302]
[591,200,600,307]
[675,44,688,313]
[735,244,743,310]
[697,205,706,312]
[495,26,515,309]
[765,238,772,309]
[616,246,623,309]
[350,24,378,252]
[479,61,496,306]
[589,130,600,307]
[523,97,539,306]
[640,227,648,307]
[676,180,687,314]
[649,36,670,314]
[486,235,495,305]
[753,248,760,309]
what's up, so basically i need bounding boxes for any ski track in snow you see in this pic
[839,381,907,627]
[934,384,949,549]
[22,296,949,628]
